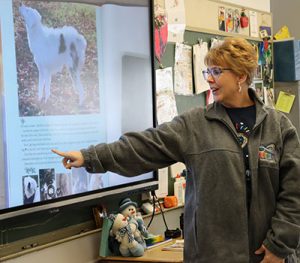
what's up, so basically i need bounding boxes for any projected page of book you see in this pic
[0,0,153,209]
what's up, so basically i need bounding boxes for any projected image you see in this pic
[0,22,3,91]
[39,168,56,201]
[22,175,40,204]
[56,172,72,197]
[88,173,104,191]
[1,0,156,216]
[0,22,5,210]
[72,168,88,194]
[13,0,100,116]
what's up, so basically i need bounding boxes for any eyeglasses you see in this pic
[202,67,232,81]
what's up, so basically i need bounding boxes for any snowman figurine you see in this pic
[119,198,149,248]
[109,213,144,257]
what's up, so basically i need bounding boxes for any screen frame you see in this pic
[0,0,158,221]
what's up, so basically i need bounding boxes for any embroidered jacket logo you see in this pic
[258,144,276,161]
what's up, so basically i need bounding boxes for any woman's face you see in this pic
[204,65,242,107]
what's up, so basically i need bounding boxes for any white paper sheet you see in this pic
[165,0,186,43]
[193,41,210,94]
[155,167,169,198]
[174,43,193,95]
[156,67,178,124]
[249,10,259,38]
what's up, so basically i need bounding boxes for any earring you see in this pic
[238,82,242,93]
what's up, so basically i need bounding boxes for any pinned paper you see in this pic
[249,10,258,38]
[193,41,210,94]
[154,1,168,63]
[165,0,186,43]
[154,15,168,63]
[274,26,291,40]
[156,67,178,124]
[275,91,295,113]
[174,43,193,95]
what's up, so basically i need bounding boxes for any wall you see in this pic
[271,0,300,38]
[219,0,270,12]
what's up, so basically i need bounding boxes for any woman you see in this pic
[53,37,300,263]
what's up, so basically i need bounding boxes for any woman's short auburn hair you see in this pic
[204,37,258,85]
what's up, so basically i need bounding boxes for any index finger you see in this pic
[52,149,68,157]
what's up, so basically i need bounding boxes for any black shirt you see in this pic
[225,104,256,215]
[225,105,256,148]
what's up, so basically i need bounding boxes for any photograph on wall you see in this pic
[254,64,263,80]
[252,80,264,102]
[264,87,275,108]
[13,0,100,116]
[259,25,272,39]
[218,7,225,32]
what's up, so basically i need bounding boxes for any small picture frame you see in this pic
[264,87,275,108]
[259,25,272,38]
[254,65,263,80]
[252,80,264,102]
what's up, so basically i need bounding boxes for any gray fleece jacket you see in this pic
[81,89,300,263]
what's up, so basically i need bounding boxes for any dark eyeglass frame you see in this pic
[202,67,232,81]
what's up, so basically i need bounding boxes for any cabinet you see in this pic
[273,40,300,81]
[274,81,300,133]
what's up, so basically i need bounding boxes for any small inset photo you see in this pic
[88,173,104,191]
[72,168,88,194]
[56,173,72,197]
[39,168,56,201]
[23,175,40,204]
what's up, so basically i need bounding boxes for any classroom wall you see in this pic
[3,0,271,262]
[219,0,270,12]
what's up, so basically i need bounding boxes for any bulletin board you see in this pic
[155,36,206,114]
[155,30,270,115]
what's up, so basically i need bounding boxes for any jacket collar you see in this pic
[205,88,268,128]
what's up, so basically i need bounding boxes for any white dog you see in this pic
[19,4,87,104]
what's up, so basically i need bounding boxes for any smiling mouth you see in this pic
[211,88,219,94]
